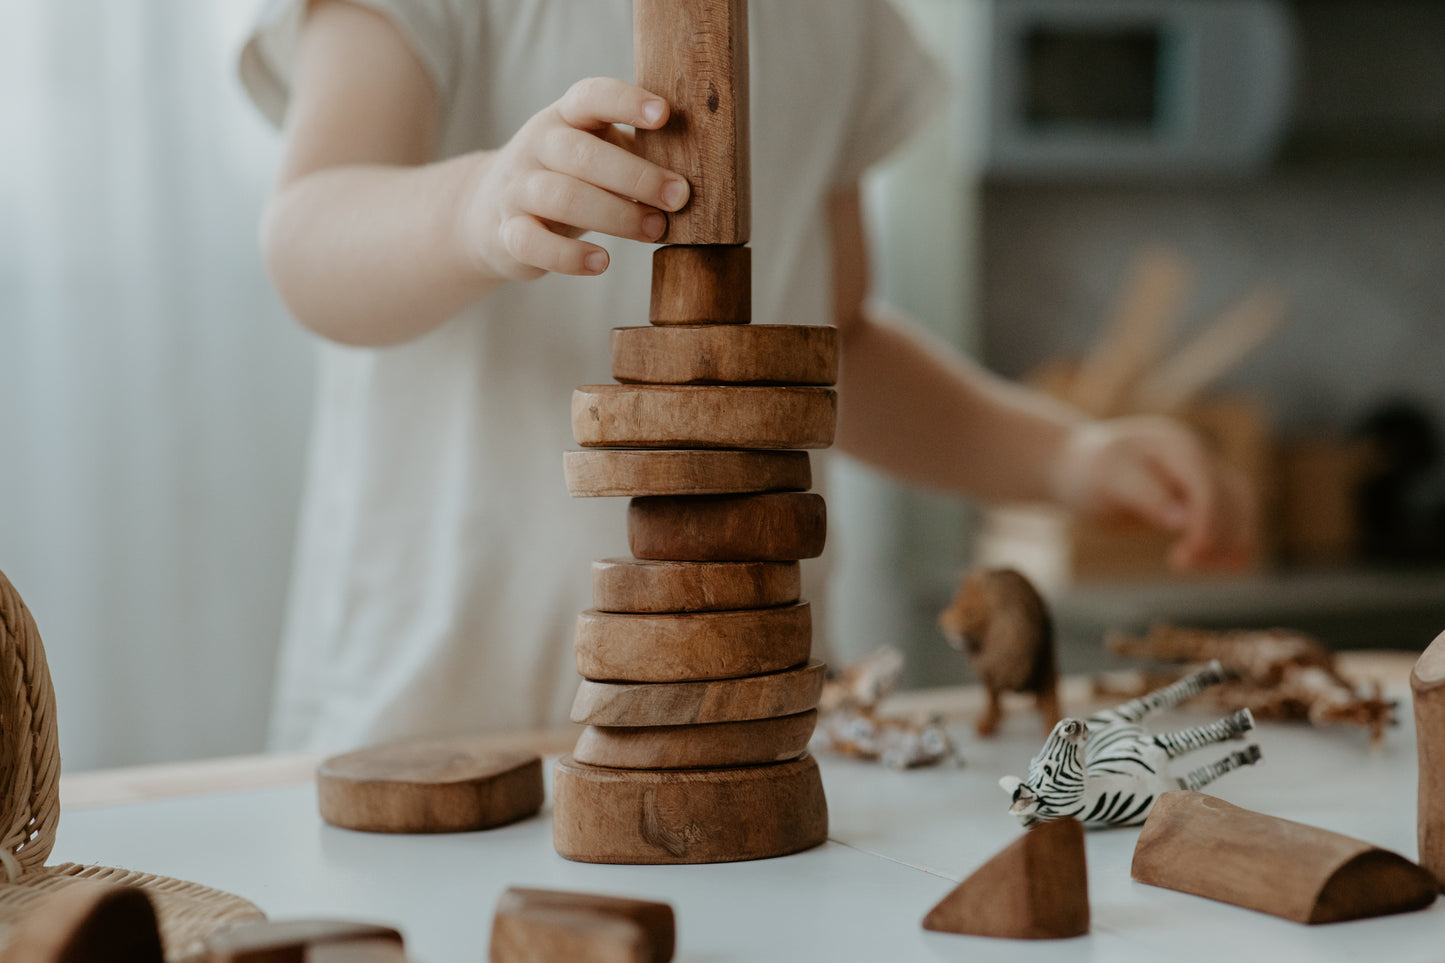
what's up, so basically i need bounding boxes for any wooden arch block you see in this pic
[575,602,811,683]
[571,659,826,727]
[1132,790,1437,923]
[572,385,836,450]
[628,493,826,561]
[572,710,817,770]
[922,819,1089,940]
[591,558,801,614]
[490,888,675,963]
[206,920,404,962]
[0,884,163,963]
[610,325,838,386]
[649,245,750,324]
[564,450,810,498]
[1413,629,1445,891]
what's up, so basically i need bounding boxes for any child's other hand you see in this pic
[1049,416,1258,572]
[461,77,689,281]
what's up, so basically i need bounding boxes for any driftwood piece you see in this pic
[591,558,800,614]
[206,920,404,962]
[571,385,836,450]
[1413,629,1445,891]
[571,659,826,727]
[573,711,816,769]
[574,603,811,683]
[610,325,838,386]
[1132,790,1437,923]
[922,819,1088,940]
[628,493,826,561]
[552,754,827,864]
[564,450,810,498]
[649,245,749,324]
[490,888,674,963]
[0,884,162,963]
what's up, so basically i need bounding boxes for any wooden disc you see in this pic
[572,385,836,450]
[649,245,750,323]
[316,737,543,833]
[611,325,838,386]
[628,493,826,561]
[571,659,826,726]
[575,603,811,683]
[592,558,801,613]
[572,710,817,769]
[552,754,828,864]
[564,450,810,498]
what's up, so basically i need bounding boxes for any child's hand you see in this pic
[1049,416,1258,571]
[460,77,690,282]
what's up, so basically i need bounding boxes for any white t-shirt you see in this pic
[240,0,945,752]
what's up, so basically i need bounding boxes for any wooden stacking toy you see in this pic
[553,0,830,864]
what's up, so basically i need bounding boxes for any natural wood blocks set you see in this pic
[554,0,830,864]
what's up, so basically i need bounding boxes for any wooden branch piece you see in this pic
[628,493,826,561]
[205,920,404,962]
[591,558,801,613]
[553,754,827,863]
[572,385,836,450]
[611,325,837,386]
[575,602,811,683]
[649,245,750,324]
[564,450,810,498]
[490,888,675,963]
[572,710,816,769]
[0,884,162,963]
[1132,790,1437,923]
[922,819,1088,940]
[1413,629,1445,891]
[317,738,543,833]
[633,0,748,244]
[571,658,826,726]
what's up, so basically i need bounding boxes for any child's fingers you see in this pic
[517,170,667,243]
[537,126,688,211]
[555,76,670,132]
[499,214,608,277]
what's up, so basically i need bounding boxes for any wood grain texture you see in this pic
[572,710,816,769]
[591,558,800,613]
[1412,629,1445,891]
[628,493,825,561]
[572,385,836,450]
[1132,790,1437,923]
[575,602,811,683]
[0,884,162,963]
[206,920,404,962]
[649,245,750,324]
[316,738,543,834]
[552,754,827,864]
[922,818,1089,940]
[490,888,675,963]
[564,450,810,498]
[633,0,748,244]
[611,325,838,386]
[571,659,826,726]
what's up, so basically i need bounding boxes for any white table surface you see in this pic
[52,687,1442,963]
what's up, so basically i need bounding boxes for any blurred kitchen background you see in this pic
[2,0,1443,770]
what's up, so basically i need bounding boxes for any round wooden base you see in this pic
[571,710,817,769]
[552,754,828,864]
[591,558,800,613]
[575,602,811,683]
[571,659,826,726]
[563,450,810,498]
[628,492,826,561]
[610,325,838,385]
[572,385,835,450]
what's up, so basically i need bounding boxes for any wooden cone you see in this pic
[1412,629,1445,891]
[922,819,1088,940]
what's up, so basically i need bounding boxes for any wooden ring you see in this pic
[570,659,826,727]
[572,710,817,770]
[574,602,811,683]
[628,492,825,561]
[572,385,835,450]
[591,558,800,613]
[564,450,810,498]
[610,325,837,385]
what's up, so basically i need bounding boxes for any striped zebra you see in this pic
[998,660,1262,829]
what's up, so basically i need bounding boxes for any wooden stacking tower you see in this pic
[552,0,833,864]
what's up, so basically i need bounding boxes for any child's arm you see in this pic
[828,187,1256,571]
[260,0,689,346]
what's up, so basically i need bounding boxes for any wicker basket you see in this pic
[0,569,263,960]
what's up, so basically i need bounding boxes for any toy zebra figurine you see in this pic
[999,660,1262,829]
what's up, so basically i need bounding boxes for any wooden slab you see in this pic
[490,888,675,963]
[316,737,543,834]
[206,920,404,962]
[571,659,827,726]
[564,450,810,498]
[575,602,811,683]
[628,493,825,561]
[572,385,836,450]
[922,819,1089,940]
[552,754,828,864]
[0,884,162,963]
[633,0,748,244]
[649,245,750,324]
[592,558,801,613]
[1132,790,1437,924]
[1412,629,1445,891]
[611,325,838,386]
[572,710,817,769]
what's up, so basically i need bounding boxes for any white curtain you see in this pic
[0,0,313,769]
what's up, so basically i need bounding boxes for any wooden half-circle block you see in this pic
[564,450,810,498]
[611,325,838,386]
[572,385,836,450]
[575,603,811,683]
[629,493,825,561]
[317,737,543,833]
[0,884,163,963]
[571,659,826,726]
[490,888,675,963]
[922,819,1088,940]
[552,754,828,864]
[649,245,750,324]
[592,558,801,614]
[1412,628,1445,891]
[572,710,817,769]
[1132,790,1438,924]
[206,920,404,962]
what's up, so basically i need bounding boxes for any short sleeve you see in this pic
[238,0,464,128]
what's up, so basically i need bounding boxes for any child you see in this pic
[239,0,1255,751]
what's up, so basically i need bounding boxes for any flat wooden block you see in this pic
[1412,629,1445,891]
[572,385,836,450]
[573,710,817,769]
[610,325,838,386]
[552,754,828,864]
[206,920,404,962]
[490,888,675,963]
[629,493,825,561]
[1132,790,1437,924]
[922,819,1089,940]
[571,659,826,726]
[316,737,543,834]
[592,558,801,613]
[633,0,748,244]
[649,245,749,324]
[564,450,810,498]
[0,884,162,963]
[575,602,811,683]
